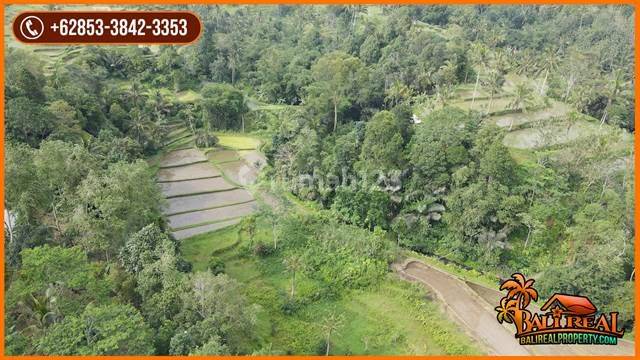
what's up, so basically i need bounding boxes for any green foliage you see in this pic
[5,97,53,147]
[358,111,405,173]
[207,256,226,275]
[36,304,154,355]
[73,160,164,257]
[277,213,394,290]
[307,51,369,131]
[201,83,248,130]
[331,187,391,230]
[119,224,174,273]
[6,245,111,335]
[407,107,478,197]
[172,272,257,354]
[5,4,636,354]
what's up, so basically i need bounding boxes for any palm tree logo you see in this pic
[495,296,519,324]
[495,273,539,335]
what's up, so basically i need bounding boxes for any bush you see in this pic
[207,256,225,275]
[253,242,273,257]
[281,297,301,315]
[194,130,219,148]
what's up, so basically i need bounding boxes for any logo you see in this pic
[495,273,624,345]
[19,15,44,40]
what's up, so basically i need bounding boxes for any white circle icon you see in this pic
[19,16,44,40]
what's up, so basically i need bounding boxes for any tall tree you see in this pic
[308,51,368,131]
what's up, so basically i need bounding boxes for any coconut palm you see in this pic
[283,254,304,298]
[17,286,60,336]
[128,108,151,145]
[469,43,490,105]
[482,68,504,115]
[385,81,413,108]
[151,90,170,120]
[514,49,538,77]
[127,82,145,108]
[599,67,630,127]
[500,273,539,309]
[320,310,345,356]
[435,83,454,108]
[507,83,535,129]
[536,47,560,96]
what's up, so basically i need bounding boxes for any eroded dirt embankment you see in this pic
[395,259,634,356]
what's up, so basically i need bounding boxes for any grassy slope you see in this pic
[180,213,483,355]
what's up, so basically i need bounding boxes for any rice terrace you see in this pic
[3,4,635,356]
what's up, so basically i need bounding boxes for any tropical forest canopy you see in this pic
[4,4,635,355]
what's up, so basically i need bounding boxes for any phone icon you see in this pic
[19,16,44,40]
[25,20,38,37]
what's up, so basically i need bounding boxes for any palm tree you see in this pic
[151,90,170,121]
[263,208,280,250]
[127,82,145,108]
[384,82,413,108]
[507,83,535,130]
[500,273,538,309]
[435,83,454,108]
[599,67,630,127]
[17,286,60,337]
[536,47,560,96]
[128,108,151,145]
[469,43,490,106]
[320,310,345,356]
[239,216,257,242]
[514,49,538,77]
[283,254,303,298]
[495,296,518,324]
[482,68,504,115]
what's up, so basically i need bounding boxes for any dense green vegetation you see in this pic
[4,4,635,355]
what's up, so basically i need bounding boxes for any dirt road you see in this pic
[395,260,634,356]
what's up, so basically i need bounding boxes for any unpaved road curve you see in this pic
[397,261,529,355]
[396,260,634,356]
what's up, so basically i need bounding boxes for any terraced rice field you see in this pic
[168,201,258,229]
[489,100,570,129]
[159,148,207,167]
[156,127,265,240]
[165,189,255,215]
[419,76,632,158]
[159,177,236,197]
[173,219,242,240]
[157,162,220,182]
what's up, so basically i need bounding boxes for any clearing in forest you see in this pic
[156,126,264,240]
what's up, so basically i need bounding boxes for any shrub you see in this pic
[207,256,225,275]
[280,297,301,315]
[194,130,219,148]
[253,242,273,257]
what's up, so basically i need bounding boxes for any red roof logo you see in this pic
[540,293,597,316]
